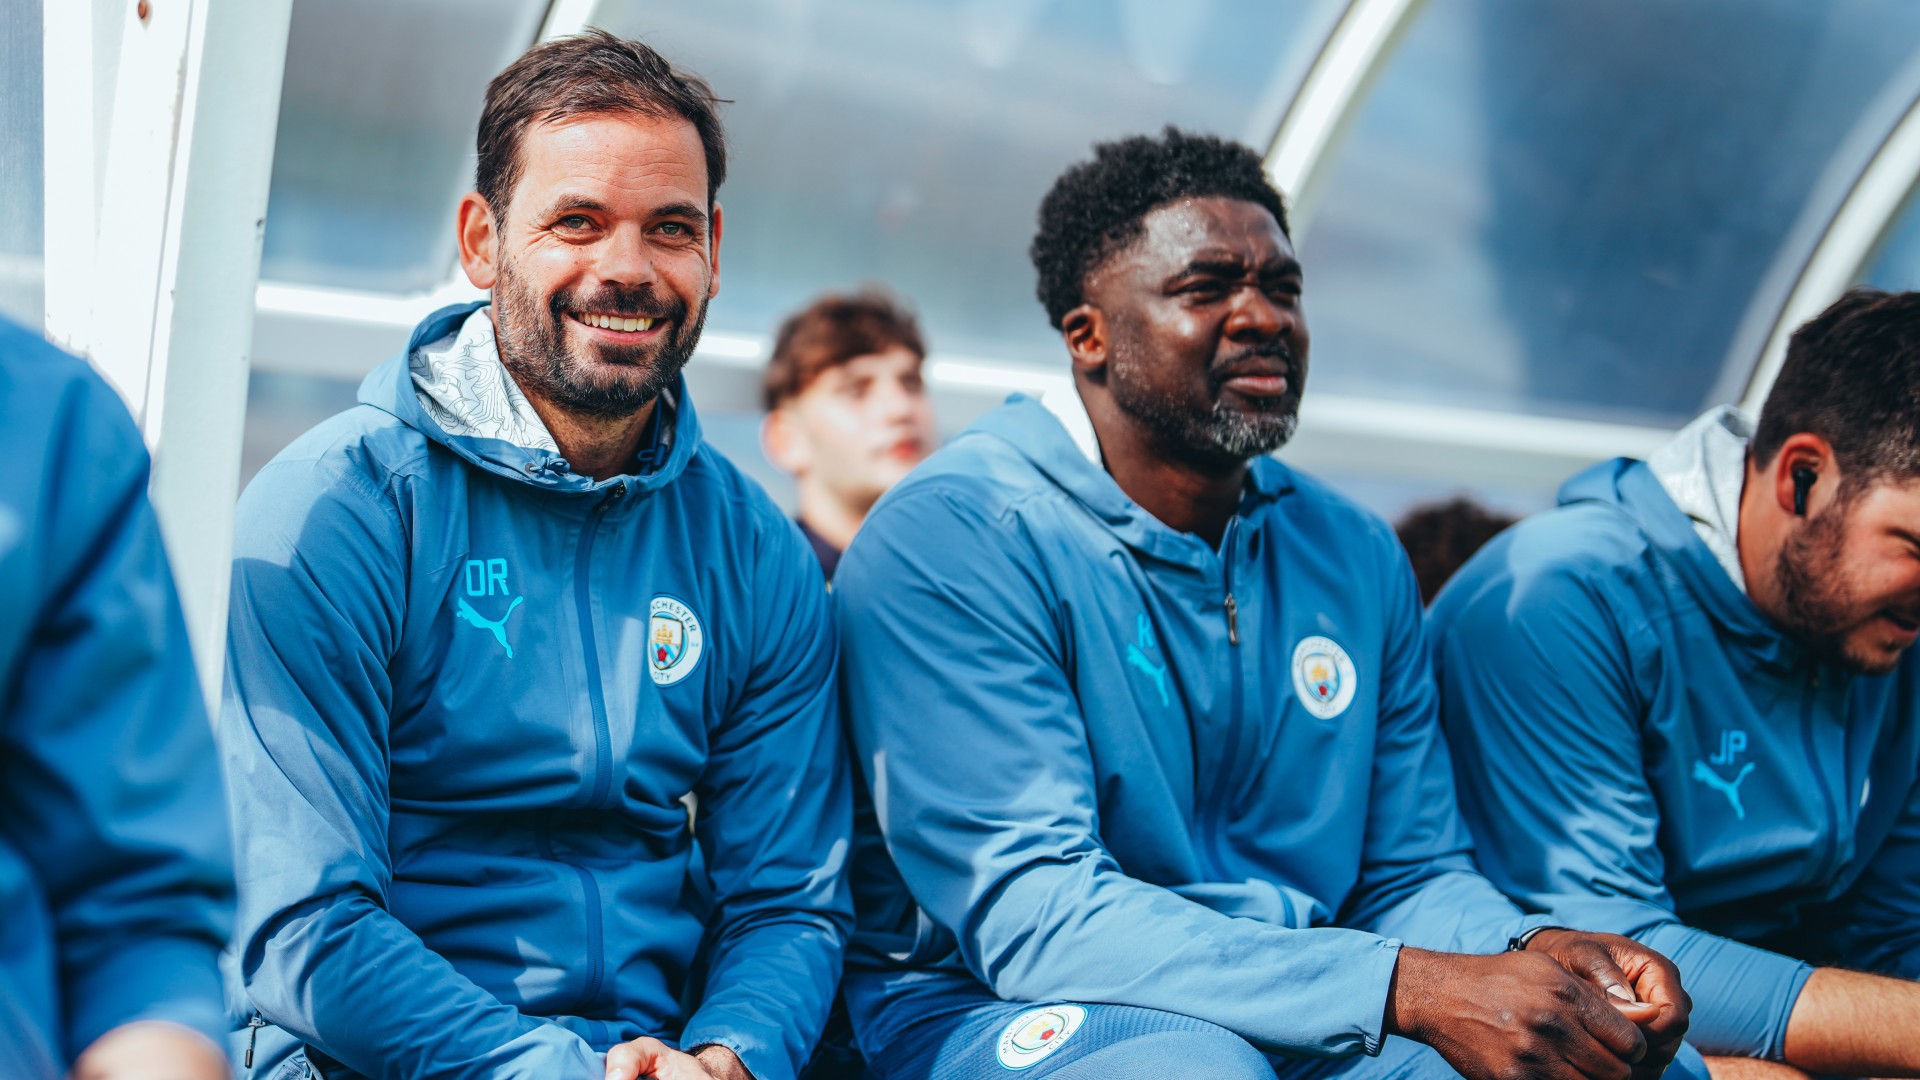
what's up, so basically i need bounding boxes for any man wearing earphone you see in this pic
[1428,287,1920,1079]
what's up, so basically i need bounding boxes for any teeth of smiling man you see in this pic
[582,314,654,332]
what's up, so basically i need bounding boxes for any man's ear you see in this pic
[1062,303,1107,377]
[1769,433,1840,518]
[761,407,810,475]
[456,192,499,290]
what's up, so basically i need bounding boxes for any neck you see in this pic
[520,389,658,482]
[1081,384,1246,547]
[795,480,871,552]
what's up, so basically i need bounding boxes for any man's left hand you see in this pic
[1527,929,1692,1080]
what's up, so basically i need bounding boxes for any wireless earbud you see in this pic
[1792,466,1817,517]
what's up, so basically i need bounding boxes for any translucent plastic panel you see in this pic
[259,0,544,294]
[0,0,43,327]
[1304,0,1920,429]
[604,0,1341,365]
[1862,185,1920,291]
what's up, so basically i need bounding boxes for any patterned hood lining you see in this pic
[409,307,560,454]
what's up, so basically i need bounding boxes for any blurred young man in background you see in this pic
[1434,288,1920,1079]
[220,33,849,1080]
[761,289,936,577]
[0,317,233,1080]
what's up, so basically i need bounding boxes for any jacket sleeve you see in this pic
[680,519,853,1080]
[836,487,1403,1058]
[2,366,234,1061]
[220,460,600,1079]
[1432,561,1811,1059]
[1813,763,1920,979]
[1336,542,1543,954]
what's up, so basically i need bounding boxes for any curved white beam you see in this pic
[1264,0,1426,230]
[1741,61,1920,412]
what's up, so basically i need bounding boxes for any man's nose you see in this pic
[1223,285,1287,343]
[594,225,660,287]
[872,376,922,421]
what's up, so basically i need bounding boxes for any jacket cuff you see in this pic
[681,1013,791,1080]
[1636,922,1813,1060]
[1358,936,1406,1056]
[63,937,229,1060]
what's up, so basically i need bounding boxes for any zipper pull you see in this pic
[244,1014,267,1068]
[1225,593,1240,646]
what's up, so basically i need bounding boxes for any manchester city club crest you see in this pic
[1291,635,1358,719]
[995,1004,1087,1070]
[648,595,704,686]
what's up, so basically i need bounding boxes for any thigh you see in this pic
[849,971,1273,1080]
[1273,1036,1461,1080]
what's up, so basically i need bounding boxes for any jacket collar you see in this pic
[358,301,702,498]
[974,390,1294,566]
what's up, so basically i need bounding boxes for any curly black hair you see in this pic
[1030,127,1290,330]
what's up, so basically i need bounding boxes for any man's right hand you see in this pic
[1384,946,1651,1080]
[605,1037,720,1080]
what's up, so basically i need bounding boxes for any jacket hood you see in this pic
[1558,452,1808,670]
[357,301,702,497]
[970,390,1294,566]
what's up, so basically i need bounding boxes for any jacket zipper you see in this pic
[567,483,624,1011]
[1205,520,1245,876]
[244,1013,266,1069]
[1804,667,1845,887]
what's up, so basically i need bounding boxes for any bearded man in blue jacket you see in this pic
[220,33,850,1080]
[1433,288,1920,1080]
[833,128,1695,1080]
[0,318,234,1080]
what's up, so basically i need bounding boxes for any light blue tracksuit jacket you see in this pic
[836,395,1546,1058]
[0,317,233,1078]
[221,303,852,1080]
[1431,457,1920,1059]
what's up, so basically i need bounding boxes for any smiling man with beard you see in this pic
[831,128,1694,1080]
[219,32,850,1080]
[1433,288,1920,1080]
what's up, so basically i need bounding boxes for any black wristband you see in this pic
[1507,925,1567,952]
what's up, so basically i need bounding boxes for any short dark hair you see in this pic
[1029,126,1290,330]
[1395,497,1517,606]
[1754,287,1920,491]
[476,30,727,219]
[762,289,926,411]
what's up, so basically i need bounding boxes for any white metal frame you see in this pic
[44,0,293,706]
[1738,63,1920,413]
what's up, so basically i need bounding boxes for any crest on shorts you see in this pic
[996,1004,1087,1070]
[1291,635,1357,719]
[648,595,704,686]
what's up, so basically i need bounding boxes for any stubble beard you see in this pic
[1106,338,1302,468]
[491,254,707,421]
[1772,499,1897,674]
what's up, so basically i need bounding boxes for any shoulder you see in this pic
[680,440,812,560]
[1430,500,1658,658]
[0,322,146,475]
[865,429,1066,539]
[1446,500,1654,609]
[234,405,429,559]
[1266,460,1404,567]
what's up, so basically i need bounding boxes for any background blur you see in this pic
[9,0,1920,519]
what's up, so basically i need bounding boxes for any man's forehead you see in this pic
[813,347,924,387]
[515,112,708,205]
[1103,196,1295,279]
